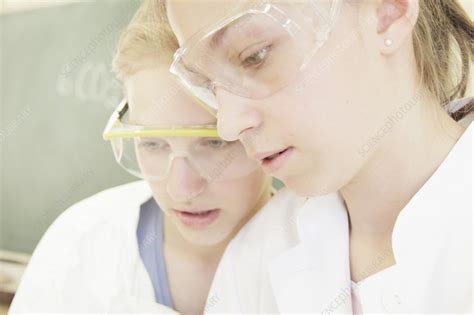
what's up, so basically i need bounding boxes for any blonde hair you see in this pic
[413,0,473,120]
[112,0,473,119]
[111,0,177,82]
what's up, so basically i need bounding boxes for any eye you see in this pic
[241,46,270,68]
[201,138,228,149]
[138,139,169,152]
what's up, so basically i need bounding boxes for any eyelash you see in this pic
[201,138,228,149]
[241,44,273,70]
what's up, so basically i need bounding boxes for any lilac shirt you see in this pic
[136,197,174,308]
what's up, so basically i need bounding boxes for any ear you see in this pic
[375,0,419,55]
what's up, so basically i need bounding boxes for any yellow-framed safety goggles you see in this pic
[103,98,219,140]
[102,99,259,182]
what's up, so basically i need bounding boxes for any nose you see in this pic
[166,157,207,202]
[215,88,263,142]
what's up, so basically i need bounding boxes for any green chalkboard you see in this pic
[0,0,141,253]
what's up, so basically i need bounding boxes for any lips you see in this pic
[253,147,290,161]
[173,208,220,229]
[254,147,294,174]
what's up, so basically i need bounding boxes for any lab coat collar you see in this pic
[386,122,473,311]
[268,122,472,313]
[268,193,352,314]
[392,122,472,264]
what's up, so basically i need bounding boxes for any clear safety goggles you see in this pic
[103,99,260,181]
[170,0,341,114]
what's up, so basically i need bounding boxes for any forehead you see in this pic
[166,0,331,45]
[125,65,216,126]
[167,0,246,45]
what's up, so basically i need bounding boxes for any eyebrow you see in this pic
[209,14,254,49]
[210,25,230,49]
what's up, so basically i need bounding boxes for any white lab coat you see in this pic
[9,180,177,314]
[206,122,473,314]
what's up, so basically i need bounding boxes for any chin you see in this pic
[177,225,232,247]
[284,172,336,198]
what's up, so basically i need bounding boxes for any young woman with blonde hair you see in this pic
[9,1,274,313]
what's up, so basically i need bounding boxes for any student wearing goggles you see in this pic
[9,2,273,313]
[167,0,473,313]
[101,61,272,313]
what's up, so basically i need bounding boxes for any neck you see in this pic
[341,91,465,243]
[163,216,224,264]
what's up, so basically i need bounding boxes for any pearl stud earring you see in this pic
[385,39,393,47]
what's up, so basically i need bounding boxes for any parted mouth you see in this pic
[253,147,291,162]
[173,208,221,228]
[173,208,219,215]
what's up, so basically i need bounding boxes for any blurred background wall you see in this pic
[0,0,141,255]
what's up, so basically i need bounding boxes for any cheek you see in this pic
[264,52,374,188]
[284,38,381,150]
[145,181,173,213]
[287,80,369,180]
[207,170,268,214]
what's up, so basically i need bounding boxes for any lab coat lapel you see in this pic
[388,122,473,312]
[107,294,178,313]
[107,188,170,312]
[268,193,352,314]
